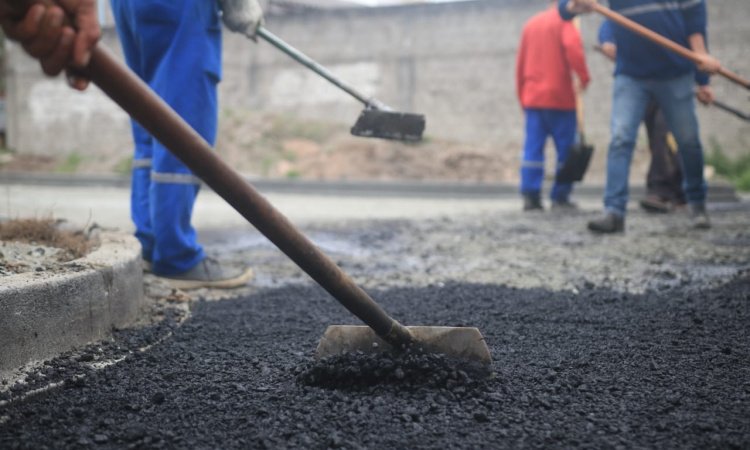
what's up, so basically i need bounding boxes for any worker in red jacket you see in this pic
[516,0,591,211]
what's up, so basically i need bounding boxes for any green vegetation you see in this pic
[260,155,276,177]
[250,114,342,177]
[285,169,301,179]
[113,156,133,175]
[263,114,340,144]
[56,153,84,173]
[705,137,750,191]
[0,145,11,166]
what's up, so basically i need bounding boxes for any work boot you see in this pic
[689,203,711,230]
[523,194,543,212]
[639,195,670,214]
[161,257,254,290]
[551,200,578,211]
[587,213,625,234]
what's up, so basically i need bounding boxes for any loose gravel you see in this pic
[1,205,749,448]
[1,275,748,449]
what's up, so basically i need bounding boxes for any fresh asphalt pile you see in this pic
[2,205,750,448]
[1,273,748,449]
[298,349,491,390]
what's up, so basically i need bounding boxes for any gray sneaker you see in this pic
[689,203,711,230]
[162,257,254,290]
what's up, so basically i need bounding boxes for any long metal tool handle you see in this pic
[256,26,377,108]
[12,2,412,349]
[712,100,750,122]
[592,3,750,90]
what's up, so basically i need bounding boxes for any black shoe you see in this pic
[587,213,625,234]
[551,200,578,211]
[689,203,711,230]
[523,195,543,212]
[639,195,671,214]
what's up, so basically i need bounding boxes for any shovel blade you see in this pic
[316,325,492,365]
[351,109,426,142]
[556,143,594,183]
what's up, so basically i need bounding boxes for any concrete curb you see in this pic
[0,232,143,381]
[0,171,741,201]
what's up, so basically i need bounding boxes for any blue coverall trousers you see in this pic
[111,0,222,276]
[520,109,577,202]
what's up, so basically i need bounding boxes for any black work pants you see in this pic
[644,101,686,204]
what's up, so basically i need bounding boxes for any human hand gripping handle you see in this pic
[589,2,750,90]
[0,0,100,90]
[566,0,597,15]
[219,0,264,41]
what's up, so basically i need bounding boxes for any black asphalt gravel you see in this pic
[1,275,749,449]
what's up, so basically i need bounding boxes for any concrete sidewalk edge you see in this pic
[0,232,144,382]
[0,171,740,201]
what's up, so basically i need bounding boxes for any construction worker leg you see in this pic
[520,109,548,197]
[644,101,685,203]
[111,0,154,262]
[549,110,578,202]
[604,75,651,216]
[651,74,706,206]
[127,0,222,276]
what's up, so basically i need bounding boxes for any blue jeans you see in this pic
[520,109,577,202]
[604,73,706,216]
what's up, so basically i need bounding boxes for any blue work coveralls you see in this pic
[520,109,577,202]
[110,0,222,276]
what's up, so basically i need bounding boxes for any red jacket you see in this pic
[516,7,590,110]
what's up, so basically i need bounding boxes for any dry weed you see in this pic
[0,218,94,260]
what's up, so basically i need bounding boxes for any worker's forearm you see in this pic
[688,33,709,54]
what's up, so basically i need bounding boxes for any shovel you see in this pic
[590,3,750,90]
[711,99,750,122]
[557,17,594,184]
[256,27,426,142]
[556,95,594,184]
[12,1,489,365]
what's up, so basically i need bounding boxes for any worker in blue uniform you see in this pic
[109,0,263,289]
[0,0,260,289]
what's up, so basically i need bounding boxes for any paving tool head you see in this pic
[556,141,594,184]
[350,109,426,142]
[316,325,492,365]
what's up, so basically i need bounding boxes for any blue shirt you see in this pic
[560,0,709,85]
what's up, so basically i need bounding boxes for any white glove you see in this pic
[219,0,264,40]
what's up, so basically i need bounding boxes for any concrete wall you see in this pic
[5,0,750,159]
[5,29,131,157]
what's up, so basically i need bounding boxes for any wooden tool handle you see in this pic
[592,3,750,90]
[10,0,414,349]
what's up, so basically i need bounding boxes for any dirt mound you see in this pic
[0,112,525,183]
